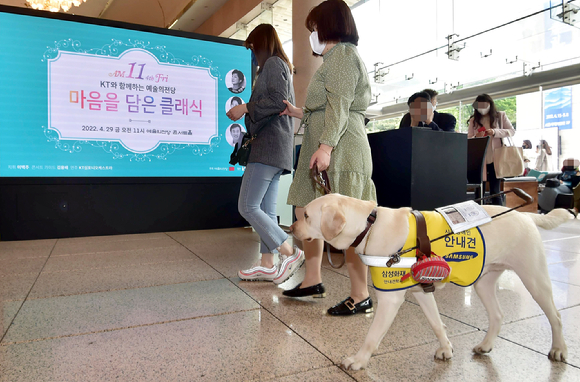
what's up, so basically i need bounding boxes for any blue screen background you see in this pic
[0,11,250,177]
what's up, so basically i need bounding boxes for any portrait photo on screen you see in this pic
[0,9,251,177]
[226,123,246,148]
[225,96,244,113]
[226,69,246,94]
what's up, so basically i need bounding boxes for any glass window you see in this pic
[516,84,579,171]
[351,0,580,113]
[366,116,402,133]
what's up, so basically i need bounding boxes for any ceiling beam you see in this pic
[373,63,580,119]
[100,0,193,28]
[194,0,262,36]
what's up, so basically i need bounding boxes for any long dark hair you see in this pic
[244,24,292,74]
[470,94,499,129]
[305,0,359,46]
[540,139,552,155]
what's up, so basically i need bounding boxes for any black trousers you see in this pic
[486,163,504,206]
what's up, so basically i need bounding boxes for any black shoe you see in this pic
[282,283,326,298]
[327,296,373,316]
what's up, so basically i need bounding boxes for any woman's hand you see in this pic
[475,130,486,138]
[226,104,248,121]
[485,129,495,137]
[280,100,303,119]
[309,144,332,171]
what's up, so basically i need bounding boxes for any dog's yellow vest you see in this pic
[369,211,486,291]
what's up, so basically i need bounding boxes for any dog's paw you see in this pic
[341,355,369,371]
[473,342,493,354]
[435,344,453,360]
[548,347,567,362]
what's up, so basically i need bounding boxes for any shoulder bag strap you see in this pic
[497,112,515,147]
[249,113,278,137]
[249,63,291,138]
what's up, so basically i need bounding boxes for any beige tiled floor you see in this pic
[1,218,580,381]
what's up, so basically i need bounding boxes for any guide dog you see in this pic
[290,193,571,370]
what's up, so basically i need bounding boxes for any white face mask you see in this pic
[309,31,327,55]
[477,106,490,115]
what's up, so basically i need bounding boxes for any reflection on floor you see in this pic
[1,217,580,381]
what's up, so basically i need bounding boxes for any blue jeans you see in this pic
[238,163,289,254]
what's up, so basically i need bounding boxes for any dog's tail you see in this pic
[525,209,574,230]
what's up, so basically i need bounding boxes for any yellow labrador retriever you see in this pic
[290,193,571,370]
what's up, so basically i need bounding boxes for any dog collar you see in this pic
[351,208,378,248]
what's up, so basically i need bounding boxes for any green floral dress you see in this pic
[287,43,376,207]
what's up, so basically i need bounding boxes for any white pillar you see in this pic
[292,0,324,111]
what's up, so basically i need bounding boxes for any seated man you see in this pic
[403,91,441,131]
[399,88,456,131]
[560,158,580,188]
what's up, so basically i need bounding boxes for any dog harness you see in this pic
[363,211,486,292]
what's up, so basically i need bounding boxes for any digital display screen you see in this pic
[0,9,251,177]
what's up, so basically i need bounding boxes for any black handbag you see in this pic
[229,115,277,166]
[229,133,255,166]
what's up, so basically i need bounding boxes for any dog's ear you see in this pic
[320,204,346,241]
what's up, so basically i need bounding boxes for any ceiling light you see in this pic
[27,0,87,13]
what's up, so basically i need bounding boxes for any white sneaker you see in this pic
[238,262,278,281]
[273,247,305,285]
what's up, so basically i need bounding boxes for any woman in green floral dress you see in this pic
[280,0,377,316]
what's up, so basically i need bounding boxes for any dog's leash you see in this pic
[310,167,346,269]
[310,166,331,195]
